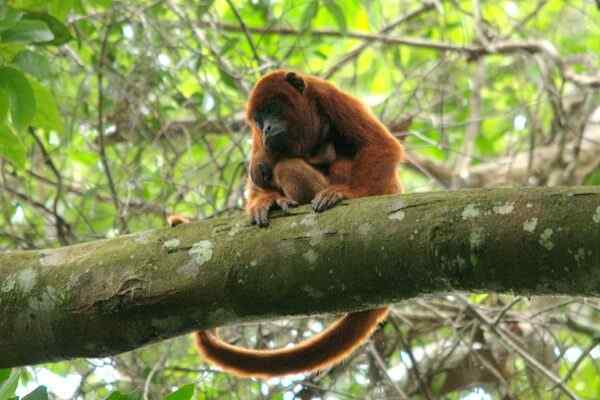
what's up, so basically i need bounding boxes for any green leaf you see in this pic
[29,78,64,132]
[13,50,51,79]
[196,0,215,17]
[0,7,24,31]
[0,42,26,61]
[164,384,195,400]
[23,12,73,45]
[469,293,489,303]
[0,19,54,43]
[0,89,8,123]
[22,386,48,400]
[0,368,20,400]
[218,68,237,90]
[220,37,239,55]
[49,0,75,21]
[104,391,136,400]
[300,0,319,31]
[0,123,26,168]
[0,370,10,385]
[92,0,113,7]
[323,0,346,32]
[0,66,36,131]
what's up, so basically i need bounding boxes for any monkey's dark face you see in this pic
[247,71,326,157]
[253,99,290,154]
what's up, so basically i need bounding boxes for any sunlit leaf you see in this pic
[0,123,26,168]
[29,78,64,133]
[0,19,54,43]
[0,66,36,131]
[23,12,73,45]
[164,384,195,400]
[0,370,10,385]
[323,0,346,32]
[300,0,319,30]
[0,89,8,122]
[0,7,24,31]
[49,0,75,21]
[104,391,136,400]
[0,368,20,400]
[13,50,51,79]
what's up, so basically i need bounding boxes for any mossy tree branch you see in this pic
[2,187,600,368]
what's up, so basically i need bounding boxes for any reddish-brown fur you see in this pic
[171,70,404,379]
[246,71,403,223]
[195,308,389,379]
[166,214,191,227]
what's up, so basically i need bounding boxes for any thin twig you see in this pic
[453,58,485,184]
[506,0,549,37]
[396,334,434,400]
[143,344,172,400]
[492,297,522,326]
[456,294,580,400]
[324,1,436,78]
[96,13,128,233]
[368,343,410,400]
[553,336,600,391]
[225,0,262,66]
[171,1,249,94]
[28,127,71,244]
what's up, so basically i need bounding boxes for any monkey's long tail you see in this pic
[194,307,389,379]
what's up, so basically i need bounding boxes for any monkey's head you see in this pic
[246,70,329,157]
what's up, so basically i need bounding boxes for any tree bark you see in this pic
[1,187,600,367]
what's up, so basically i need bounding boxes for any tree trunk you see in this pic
[1,187,599,367]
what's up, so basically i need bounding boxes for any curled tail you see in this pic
[195,307,388,378]
[167,214,388,378]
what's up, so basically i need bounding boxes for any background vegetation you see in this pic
[1,0,599,398]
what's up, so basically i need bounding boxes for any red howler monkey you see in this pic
[170,70,404,379]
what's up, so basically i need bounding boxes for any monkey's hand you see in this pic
[247,192,298,227]
[249,160,275,190]
[311,185,348,212]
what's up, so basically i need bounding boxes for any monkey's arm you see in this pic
[247,157,335,225]
[312,139,403,211]
[248,141,277,190]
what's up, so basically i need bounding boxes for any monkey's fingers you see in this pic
[276,197,299,212]
[250,205,271,227]
[312,188,343,212]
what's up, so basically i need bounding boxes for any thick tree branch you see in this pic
[1,187,600,368]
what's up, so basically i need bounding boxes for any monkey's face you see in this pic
[253,99,290,153]
[247,71,326,157]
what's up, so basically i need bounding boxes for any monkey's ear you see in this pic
[285,72,305,94]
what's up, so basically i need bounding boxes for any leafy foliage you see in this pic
[0,0,71,170]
